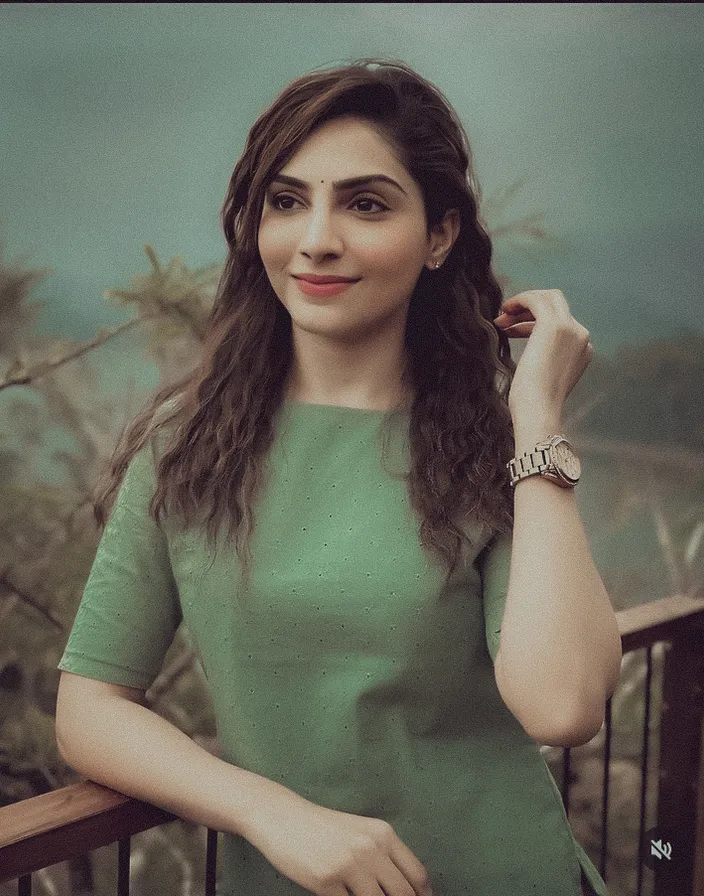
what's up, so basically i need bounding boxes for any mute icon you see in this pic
[642,826,683,874]
[650,838,672,861]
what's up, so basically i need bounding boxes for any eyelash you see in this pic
[269,193,390,214]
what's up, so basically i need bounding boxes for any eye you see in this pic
[268,193,389,214]
[351,195,389,214]
[270,193,299,211]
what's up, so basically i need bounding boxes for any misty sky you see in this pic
[1,3,702,361]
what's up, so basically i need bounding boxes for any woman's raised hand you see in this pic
[241,780,433,896]
[493,289,593,438]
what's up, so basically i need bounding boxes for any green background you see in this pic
[1,2,702,360]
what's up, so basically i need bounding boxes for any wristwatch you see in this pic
[507,435,581,488]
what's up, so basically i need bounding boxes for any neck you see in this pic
[286,326,412,411]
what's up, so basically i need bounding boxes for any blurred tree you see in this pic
[0,242,220,894]
[566,333,704,601]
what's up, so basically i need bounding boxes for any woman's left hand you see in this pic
[493,289,593,430]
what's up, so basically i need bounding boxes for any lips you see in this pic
[293,277,356,298]
[293,274,360,284]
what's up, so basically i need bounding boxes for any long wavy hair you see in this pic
[93,57,516,592]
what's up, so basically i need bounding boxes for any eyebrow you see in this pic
[268,173,407,196]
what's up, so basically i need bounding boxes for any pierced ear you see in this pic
[439,207,461,251]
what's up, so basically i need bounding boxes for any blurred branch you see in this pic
[565,388,611,430]
[104,244,220,343]
[0,244,218,394]
[490,211,549,243]
[0,568,63,631]
[650,501,684,594]
[482,178,529,221]
[0,314,156,392]
[685,522,704,569]
[482,178,568,257]
[0,594,19,628]
[576,437,704,480]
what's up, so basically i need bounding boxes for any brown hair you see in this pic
[93,57,515,591]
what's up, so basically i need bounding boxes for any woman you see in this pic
[55,58,622,896]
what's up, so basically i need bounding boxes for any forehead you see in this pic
[278,115,408,181]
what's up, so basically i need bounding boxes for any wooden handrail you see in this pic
[0,594,703,885]
[0,780,176,881]
[616,593,704,652]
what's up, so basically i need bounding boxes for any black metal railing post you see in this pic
[117,837,131,896]
[205,828,218,896]
[653,629,704,896]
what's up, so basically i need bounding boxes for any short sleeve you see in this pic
[477,532,512,664]
[58,439,182,690]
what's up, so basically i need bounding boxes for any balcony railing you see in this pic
[1,595,703,896]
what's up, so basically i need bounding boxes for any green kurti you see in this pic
[59,400,609,895]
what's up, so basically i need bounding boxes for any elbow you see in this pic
[494,632,622,748]
[495,656,607,746]
[522,689,608,747]
[539,648,622,747]
[525,710,605,748]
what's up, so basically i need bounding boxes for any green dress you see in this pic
[58,399,609,896]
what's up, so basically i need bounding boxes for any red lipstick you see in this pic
[292,274,359,298]
[293,274,359,283]
[294,278,356,298]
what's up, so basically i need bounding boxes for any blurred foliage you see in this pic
[0,242,222,893]
[0,187,702,892]
[566,329,704,601]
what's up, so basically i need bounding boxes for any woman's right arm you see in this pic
[55,670,282,835]
[55,671,433,896]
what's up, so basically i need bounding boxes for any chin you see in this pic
[289,311,376,343]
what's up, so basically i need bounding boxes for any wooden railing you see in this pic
[1,595,703,896]
[560,595,704,896]
[0,782,219,895]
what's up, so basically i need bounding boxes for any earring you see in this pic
[433,260,441,270]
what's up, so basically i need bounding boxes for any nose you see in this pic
[297,202,344,260]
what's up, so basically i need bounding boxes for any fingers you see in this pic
[499,288,571,320]
[343,840,432,896]
[496,320,594,355]
[497,321,536,338]
[500,322,594,358]
[332,822,432,896]
[389,841,433,896]
[343,857,431,896]
[493,303,535,338]
[493,290,593,350]
[346,863,416,896]
[496,297,536,319]
[494,309,535,326]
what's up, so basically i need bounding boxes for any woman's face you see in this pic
[258,114,457,345]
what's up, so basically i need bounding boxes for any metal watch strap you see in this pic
[507,444,554,487]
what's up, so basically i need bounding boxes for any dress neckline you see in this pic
[283,398,406,414]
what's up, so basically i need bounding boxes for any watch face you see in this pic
[553,440,581,483]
